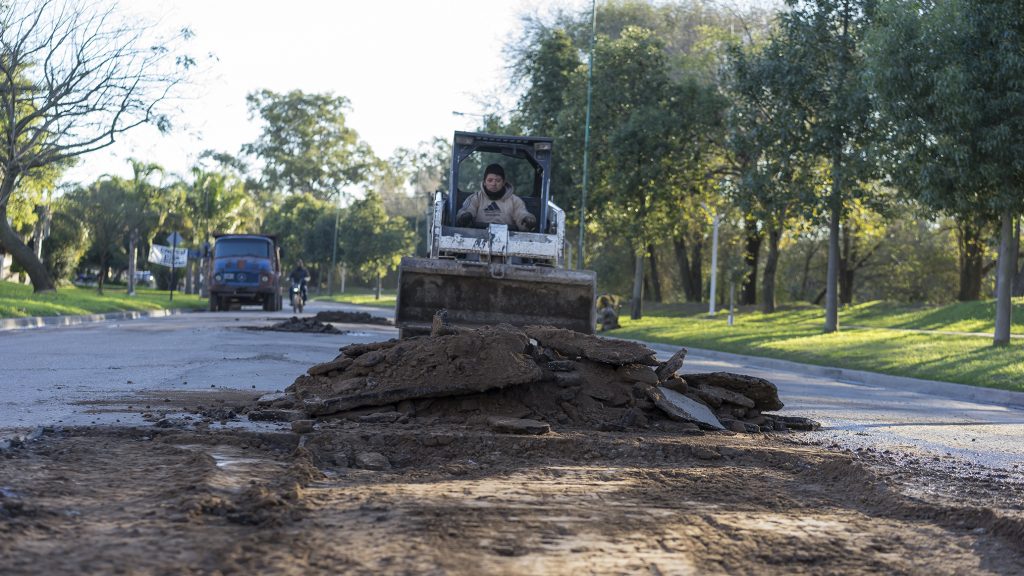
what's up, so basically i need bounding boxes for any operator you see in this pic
[288,259,310,304]
[455,163,538,231]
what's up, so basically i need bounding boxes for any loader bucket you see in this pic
[395,256,596,337]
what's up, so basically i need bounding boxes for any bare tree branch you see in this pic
[0,0,194,292]
[1,0,190,206]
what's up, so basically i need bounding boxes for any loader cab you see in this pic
[446,132,553,231]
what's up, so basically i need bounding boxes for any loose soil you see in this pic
[2,324,1023,575]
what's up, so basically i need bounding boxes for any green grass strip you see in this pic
[615,301,1023,393]
[316,289,395,309]
[0,281,207,318]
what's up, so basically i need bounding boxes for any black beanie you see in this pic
[484,163,505,179]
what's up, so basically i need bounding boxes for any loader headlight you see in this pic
[260,274,270,284]
[214,273,223,282]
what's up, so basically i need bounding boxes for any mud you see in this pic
[256,316,344,334]
[3,324,1023,574]
[254,309,392,334]
[2,424,1023,575]
[314,310,392,326]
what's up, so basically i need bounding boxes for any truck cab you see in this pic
[207,234,283,312]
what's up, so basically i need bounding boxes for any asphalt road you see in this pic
[2,301,1022,476]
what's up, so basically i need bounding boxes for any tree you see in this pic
[0,0,193,292]
[726,30,824,312]
[508,2,758,310]
[124,160,165,296]
[65,178,129,294]
[40,198,88,283]
[243,90,374,201]
[866,0,1024,345]
[761,0,879,331]
[262,192,331,278]
[338,191,415,299]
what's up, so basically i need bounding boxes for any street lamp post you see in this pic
[577,0,596,270]
[708,212,720,316]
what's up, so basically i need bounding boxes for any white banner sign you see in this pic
[149,244,188,268]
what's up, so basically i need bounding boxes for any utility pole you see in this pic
[577,0,596,270]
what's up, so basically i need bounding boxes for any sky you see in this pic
[63,0,588,185]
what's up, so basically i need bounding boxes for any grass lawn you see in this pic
[0,280,208,318]
[615,300,1024,393]
[316,289,395,309]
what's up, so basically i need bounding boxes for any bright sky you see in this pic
[63,0,588,185]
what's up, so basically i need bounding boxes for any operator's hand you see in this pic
[520,214,538,232]
[456,212,474,227]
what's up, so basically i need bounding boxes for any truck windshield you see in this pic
[215,239,270,258]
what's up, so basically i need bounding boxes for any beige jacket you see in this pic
[456,183,535,230]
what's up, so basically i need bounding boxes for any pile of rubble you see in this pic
[260,317,343,334]
[313,310,392,326]
[252,321,818,435]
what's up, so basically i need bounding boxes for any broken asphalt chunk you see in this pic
[648,386,725,431]
[655,347,688,382]
[487,416,551,435]
[683,372,783,412]
[524,326,658,366]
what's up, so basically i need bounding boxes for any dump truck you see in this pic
[207,233,283,312]
[395,132,596,337]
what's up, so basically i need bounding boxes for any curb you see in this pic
[638,341,1024,409]
[0,309,189,331]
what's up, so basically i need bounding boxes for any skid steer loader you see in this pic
[395,132,596,337]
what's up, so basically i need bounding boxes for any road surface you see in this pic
[2,301,1022,477]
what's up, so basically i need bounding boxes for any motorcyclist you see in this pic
[288,259,310,304]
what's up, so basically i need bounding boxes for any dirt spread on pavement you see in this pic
[313,310,392,326]
[2,425,1022,575]
[2,324,1023,574]
[251,309,392,334]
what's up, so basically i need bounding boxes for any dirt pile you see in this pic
[253,323,817,434]
[314,310,392,325]
[259,316,343,334]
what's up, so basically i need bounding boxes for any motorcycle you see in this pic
[290,281,305,314]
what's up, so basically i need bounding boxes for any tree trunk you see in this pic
[97,255,107,295]
[1012,217,1023,297]
[185,260,194,295]
[0,204,56,293]
[994,209,1014,346]
[646,243,662,303]
[762,225,781,314]
[673,237,703,303]
[375,273,382,300]
[824,189,841,333]
[630,250,644,320]
[740,215,761,306]
[839,222,854,305]
[127,230,138,296]
[957,217,985,301]
[800,241,820,302]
